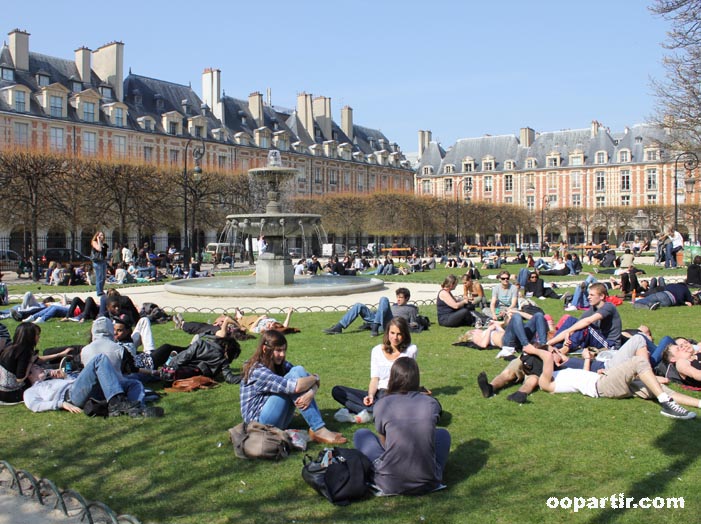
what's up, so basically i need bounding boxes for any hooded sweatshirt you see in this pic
[81,317,124,378]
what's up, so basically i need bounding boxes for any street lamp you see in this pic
[183,137,205,271]
[540,196,549,255]
[455,177,473,250]
[673,151,699,230]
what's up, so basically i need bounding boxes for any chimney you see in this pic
[591,120,600,138]
[74,46,91,84]
[296,92,314,139]
[92,41,125,101]
[520,127,535,147]
[248,91,264,128]
[418,130,426,158]
[181,99,190,116]
[424,130,432,153]
[341,105,353,142]
[8,29,29,71]
[202,68,223,123]
[312,95,332,140]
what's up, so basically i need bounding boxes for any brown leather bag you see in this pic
[164,375,219,392]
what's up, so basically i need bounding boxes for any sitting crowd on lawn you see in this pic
[2,246,701,498]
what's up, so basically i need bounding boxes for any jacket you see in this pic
[171,336,237,383]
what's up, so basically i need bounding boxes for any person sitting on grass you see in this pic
[525,345,698,420]
[485,271,518,320]
[332,317,418,424]
[240,330,347,445]
[324,287,420,337]
[23,353,162,417]
[523,270,560,300]
[548,283,622,353]
[437,274,474,327]
[353,358,450,495]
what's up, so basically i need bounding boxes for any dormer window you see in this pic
[444,164,455,174]
[37,74,50,87]
[169,122,178,135]
[14,90,26,112]
[619,149,630,163]
[526,158,537,169]
[645,148,659,162]
[155,95,164,112]
[72,81,82,93]
[114,107,124,127]
[546,153,560,167]
[1,67,14,81]
[570,153,583,166]
[482,160,494,171]
[83,102,96,123]
[100,85,113,100]
[422,166,434,175]
[50,95,63,117]
[595,151,607,164]
[462,157,475,172]
[504,160,515,171]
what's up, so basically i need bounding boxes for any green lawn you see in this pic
[1,270,699,523]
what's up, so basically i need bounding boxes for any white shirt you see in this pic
[370,344,418,390]
[672,231,684,249]
[122,247,133,263]
[552,368,600,398]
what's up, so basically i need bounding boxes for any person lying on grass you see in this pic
[661,338,701,388]
[240,329,346,445]
[525,345,699,420]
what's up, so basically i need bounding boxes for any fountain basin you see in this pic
[165,274,385,298]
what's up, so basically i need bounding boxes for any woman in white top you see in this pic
[332,317,418,423]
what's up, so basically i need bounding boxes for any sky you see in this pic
[3,0,672,154]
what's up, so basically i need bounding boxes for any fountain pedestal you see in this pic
[257,253,294,286]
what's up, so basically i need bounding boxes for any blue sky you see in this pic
[4,0,670,154]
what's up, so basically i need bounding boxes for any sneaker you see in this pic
[507,391,528,404]
[649,302,660,311]
[477,371,494,398]
[564,304,578,312]
[10,309,22,322]
[32,317,45,324]
[659,400,696,420]
[334,408,356,423]
[324,323,343,335]
[173,313,184,329]
[495,346,516,359]
[354,409,373,424]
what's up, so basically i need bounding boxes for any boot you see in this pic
[370,323,380,337]
[107,394,141,417]
[324,323,343,335]
[358,322,372,331]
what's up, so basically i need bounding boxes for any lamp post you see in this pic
[183,137,205,271]
[540,196,549,255]
[454,177,472,251]
[673,151,699,231]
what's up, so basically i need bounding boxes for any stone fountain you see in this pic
[165,150,384,297]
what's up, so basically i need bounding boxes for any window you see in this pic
[37,74,50,87]
[444,179,453,193]
[83,102,96,122]
[49,95,63,117]
[462,177,473,198]
[462,160,474,172]
[571,171,581,189]
[344,170,351,187]
[504,174,513,191]
[484,176,493,192]
[570,155,583,166]
[504,196,513,204]
[82,131,96,155]
[620,170,631,191]
[647,194,657,205]
[547,156,559,167]
[526,158,536,169]
[169,150,179,164]
[572,194,581,207]
[194,126,203,138]
[483,161,494,171]
[50,127,64,151]
[1,67,13,81]
[526,195,535,211]
[100,86,113,100]
[596,196,606,207]
[504,160,515,170]
[526,173,534,188]
[143,146,153,162]
[646,168,657,191]
[14,90,26,112]
[329,169,338,185]
[114,107,124,127]
[72,81,82,93]
[218,155,227,169]
[595,151,606,164]
[595,171,605,191]
[445,164,454,174]
[547,172,557,190]
[646,149,658,162]
[621,195,630,206]
[422,166,433,175]
[314,167,322,183]
[113,136,126,157]
[14,122,29,146]
[619,150,629,163]
[169,122,178,135]
[547,195,557,206]
[422,180,431,194]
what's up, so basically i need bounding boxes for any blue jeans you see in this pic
[68,354,143,407]
[93,261,106,296]
[258,366,325,431]
[354,427,451,479]
[29,304,70,322]
[632,291,674,309]
[647,336,674,366]
[566,260,577,275]
[137,266,157,279]
[502,312,548,348]
[571,275,597,308]
[339,297,392,330]
[665,243,681,268]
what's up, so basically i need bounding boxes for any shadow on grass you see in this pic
[588,419,695,524]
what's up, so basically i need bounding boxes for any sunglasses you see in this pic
[500,277,510,281]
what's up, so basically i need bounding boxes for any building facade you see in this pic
[415,122,701,244]
[0,28,414,255]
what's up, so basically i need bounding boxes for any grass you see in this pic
[1,267,700,523]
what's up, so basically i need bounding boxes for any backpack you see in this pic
[140,302,171,324]
[301,447,372,505]
[229,421,291,460]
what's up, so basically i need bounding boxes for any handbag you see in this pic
[229,421,291,460]
[301,447,372,505]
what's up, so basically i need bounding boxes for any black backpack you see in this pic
[302,447,372,505]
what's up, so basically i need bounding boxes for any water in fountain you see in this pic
[166,150,384,297]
